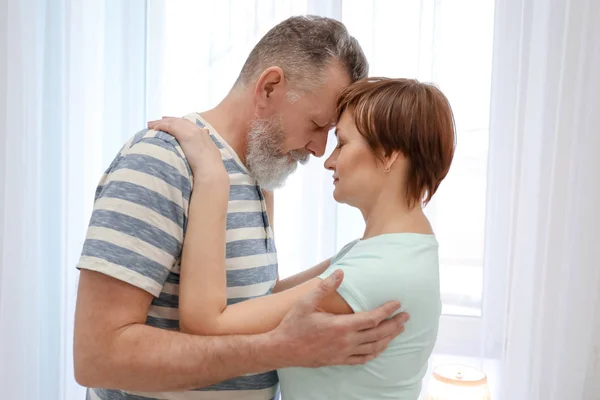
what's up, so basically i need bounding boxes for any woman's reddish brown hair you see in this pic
[337,77,456,207]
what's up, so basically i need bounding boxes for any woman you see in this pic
[148,77,455,399]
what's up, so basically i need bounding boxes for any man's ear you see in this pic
[254,67,286,113]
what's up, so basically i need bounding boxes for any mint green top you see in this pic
[278,234,442,400]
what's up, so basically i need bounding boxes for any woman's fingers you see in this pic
[146,119,214,164]
[148,118,189,136]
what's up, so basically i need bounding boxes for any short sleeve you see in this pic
[77,135,192,297]
[318,239,411,315]
[319,239,368,312]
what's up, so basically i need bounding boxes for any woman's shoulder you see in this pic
[327,234,440,277]
[359,233,438,246]
[346,233,438,260]
[325,241,441,315]
[330,239,361,264]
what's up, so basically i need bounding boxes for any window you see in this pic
[155,0,496,356]
[335,0,495,319]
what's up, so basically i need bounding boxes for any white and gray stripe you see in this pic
[79,114,279,400]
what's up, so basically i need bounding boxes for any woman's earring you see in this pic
[384,167,391,173]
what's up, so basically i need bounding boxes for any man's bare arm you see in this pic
[74,270,283,391]
[74,270,408,391]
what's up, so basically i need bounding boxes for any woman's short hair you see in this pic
[337,77,456,207]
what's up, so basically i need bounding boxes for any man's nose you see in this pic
[306,131,329,158]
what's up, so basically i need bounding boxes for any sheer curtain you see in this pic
[484,0,600,398]
[0,0,147,398]
[2,0,599,399]
[0,1,330,398]
[145,0,502,397]
[144,0,334,276]
[152,2,600,399]
[332,0,496,358]
[0,0,497,398]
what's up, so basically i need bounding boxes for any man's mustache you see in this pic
[290,150,310,164]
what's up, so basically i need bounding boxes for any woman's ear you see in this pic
[383,151,401,172]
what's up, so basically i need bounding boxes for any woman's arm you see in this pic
[179,179,351,335]
[179,180,351,335]
[272,259,331,293]
[146,117,353,337]
[178,175,230,333]
[191,277,354,336]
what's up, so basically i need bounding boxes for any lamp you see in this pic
[424,364,491,400]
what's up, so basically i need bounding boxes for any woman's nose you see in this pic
[324,155,335,170]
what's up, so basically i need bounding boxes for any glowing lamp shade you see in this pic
[424,365,491,400]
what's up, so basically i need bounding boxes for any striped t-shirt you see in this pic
[77,113,279,400]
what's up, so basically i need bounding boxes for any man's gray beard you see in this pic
[246,114,309,190]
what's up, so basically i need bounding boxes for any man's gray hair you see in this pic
[236,15,368,90]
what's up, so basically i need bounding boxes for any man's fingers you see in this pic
[388,311,410,331]
[351,335,392,356]
[352,323,405,354]
[345,334,397,366]
[373,301,403,322]
[345,353,378,366]
[353,312,409,345]
[341,301,402,332]
[299,270,344,310]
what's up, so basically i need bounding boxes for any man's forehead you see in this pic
[309,112,336,127]
[305,73,349,125]
[306,96,338,126]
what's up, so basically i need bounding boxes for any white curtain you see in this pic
[0,0,499,398]
[3,0,599,399]
[483,0,600,398]
[0,1,325,398]
[0,0,147,398]
[144,0,329,276]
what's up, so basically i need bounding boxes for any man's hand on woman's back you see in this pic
[271,269,409,368]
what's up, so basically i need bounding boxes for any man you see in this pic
[74,15,408,400]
